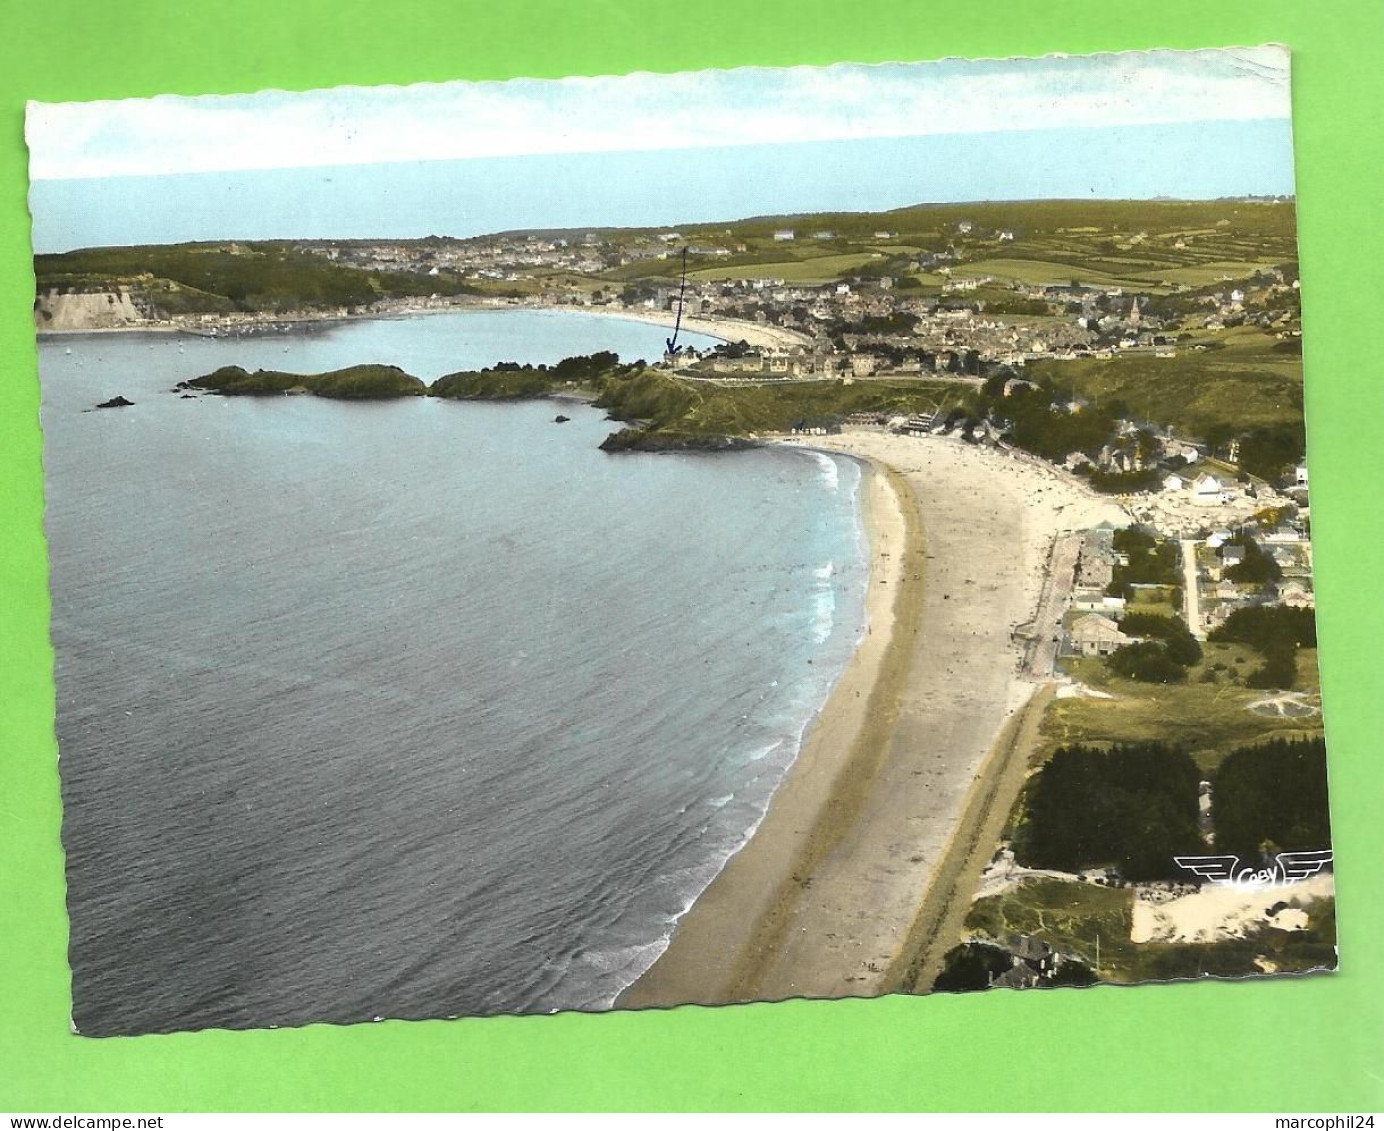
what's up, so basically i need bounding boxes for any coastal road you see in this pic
[1023,532,1082,679]
[892,684,1057,993]
[1181,538,1204,637]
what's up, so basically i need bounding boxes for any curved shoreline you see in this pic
[620,430,1129,1008]
[619,455,915,1008]
[36,299,809,355]
[534,304,812,353]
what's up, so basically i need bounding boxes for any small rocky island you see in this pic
[180,364,426,399]
[179,353,768,455]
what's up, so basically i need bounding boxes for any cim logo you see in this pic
[1174,850,1333,891]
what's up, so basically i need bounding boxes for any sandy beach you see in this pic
[621,429,1127,1008]
[38,298,810,358]
[518,302,812,353]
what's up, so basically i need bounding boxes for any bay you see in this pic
[39,309,869,1034]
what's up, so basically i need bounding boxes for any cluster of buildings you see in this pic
[296,230,706,282]
[282,223,1300,393]
[1192,520,1315,635]
[1058,500,1314,663]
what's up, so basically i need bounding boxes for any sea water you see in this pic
[38,309,869,1035]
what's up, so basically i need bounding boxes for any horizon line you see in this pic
[36,194,1298,256]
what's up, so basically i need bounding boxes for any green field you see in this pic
[668,198,1297,251]
[952,257,1151,289]
[953,254,1283,292]
[685,251,883,283]
[1136,260,1283,286]
[1026,328,1304,436]
[1126,587,1182,620]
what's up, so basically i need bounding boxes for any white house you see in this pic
[1294,463,1309,488]
[1071,594,1128,614]
[772,229,796,242]
[1164,440,1201,463]
[1279,582,1315,609]
[1162,473,1188,493]
[1193,473,1225,502]
[1069,613,1130,658]
[1221,544,1247,568]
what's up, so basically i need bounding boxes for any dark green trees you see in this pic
[1208,606,1315,689]
[1225,535,1282,584]
[1016,743,1203,881]
[1213,737,1331,861]
[1106,614,1202,683]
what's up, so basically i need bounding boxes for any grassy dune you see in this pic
[964,878,1335,983]
[1044,650,1324,773]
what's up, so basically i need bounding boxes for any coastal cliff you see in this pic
[34,288,157,331]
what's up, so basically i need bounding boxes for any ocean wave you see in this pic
[745,742,778,763]
[813,585,837,644]
[576,937,670,978]
[806,450,840,493]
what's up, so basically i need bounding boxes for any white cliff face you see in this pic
[34,288,149,331]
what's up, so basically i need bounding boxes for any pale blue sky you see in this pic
[26,49,1295,252]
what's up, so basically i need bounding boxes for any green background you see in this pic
[2,0,1381,1112]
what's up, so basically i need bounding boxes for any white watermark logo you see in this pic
[1174,849,1333,890]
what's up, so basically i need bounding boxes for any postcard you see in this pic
[25,45,1334,1037]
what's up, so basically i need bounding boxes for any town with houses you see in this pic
[290,217,1301,381]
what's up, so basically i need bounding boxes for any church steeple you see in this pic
[1129,295,1141,327]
